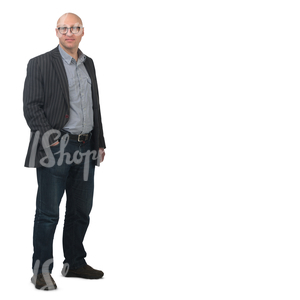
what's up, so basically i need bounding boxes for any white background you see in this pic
[1,0,300,299]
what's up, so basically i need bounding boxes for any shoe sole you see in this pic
[63,272,104,279]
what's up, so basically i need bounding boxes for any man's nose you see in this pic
[66,29,73,36]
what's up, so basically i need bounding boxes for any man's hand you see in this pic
[50,141,60,147]
[99,148,105,163]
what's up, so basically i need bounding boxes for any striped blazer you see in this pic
[23,45,106,168]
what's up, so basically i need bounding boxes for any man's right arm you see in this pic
[23,59,57,146]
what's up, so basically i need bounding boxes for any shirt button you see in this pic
[65,114,69,118]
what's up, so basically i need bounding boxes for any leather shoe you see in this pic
[31,273,57,290]
[62,264,104,279]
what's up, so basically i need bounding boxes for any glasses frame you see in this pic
[57,26,83,35]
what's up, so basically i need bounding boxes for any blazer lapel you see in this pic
[51,46,70,108]
[84,58,98,106]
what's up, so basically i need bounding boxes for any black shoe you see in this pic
[62,264,104,279]
[31,273,57,290]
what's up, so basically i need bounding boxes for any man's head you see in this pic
[56,13,84,53]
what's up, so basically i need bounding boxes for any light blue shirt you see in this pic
[59,45,94,134]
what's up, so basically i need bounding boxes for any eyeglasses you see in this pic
[57,26,83,34]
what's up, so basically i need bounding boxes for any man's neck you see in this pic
[59,43,78,61]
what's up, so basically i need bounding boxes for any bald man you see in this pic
[23,13,106,290]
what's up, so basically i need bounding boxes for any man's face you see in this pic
[56,14,84,51]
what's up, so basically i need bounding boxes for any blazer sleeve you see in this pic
[23,58,56,146]
[91,59,106,149]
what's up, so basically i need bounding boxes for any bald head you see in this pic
[57,13,83,27]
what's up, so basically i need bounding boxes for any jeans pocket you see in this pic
[50,142,60,154]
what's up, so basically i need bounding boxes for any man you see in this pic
[23,12,106,290]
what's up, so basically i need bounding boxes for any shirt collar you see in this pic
[58,45,86,65]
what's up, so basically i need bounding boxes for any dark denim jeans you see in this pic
[32,137,96,274]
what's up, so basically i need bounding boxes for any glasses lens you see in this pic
[71,27,80,34]
[59,27,67,34]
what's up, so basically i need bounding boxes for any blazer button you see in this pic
[65,114,69,118]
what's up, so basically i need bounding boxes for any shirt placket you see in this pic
[77,62,86,134]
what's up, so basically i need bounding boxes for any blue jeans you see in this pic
[32,137,96,274]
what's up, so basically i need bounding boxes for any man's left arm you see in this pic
[89,58,106,162]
